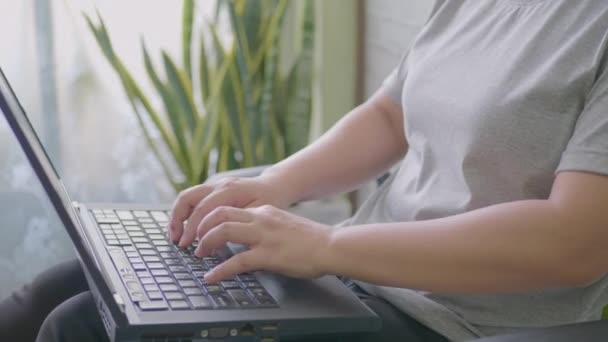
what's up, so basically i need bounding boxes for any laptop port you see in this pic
[239,324,256,336]
[261,324,278,336]
[208,327,229,339]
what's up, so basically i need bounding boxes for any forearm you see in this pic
[261,91,407,205]
[322,199,607,294]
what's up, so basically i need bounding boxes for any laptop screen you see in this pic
[0,68,127,324]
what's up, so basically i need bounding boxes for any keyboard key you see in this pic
[169,266,187,273]
[221,281,241,289]
[143,256,161,263]
[243,281,261,288]
[128,231,145,237]
[131,263,146,271]
[151,269,170,277]
[160,284,179,292]
[148,234,165,240]
[147,263,164,269]
[184,288,203,296]
[119,240,132,246]
[135,243,153,249]
[111,224,123,229]
[205,285,223,294]
[144,284,159,292]
[166,259,182,266]
[188,265,206,271]
[152,240,169,246]
[122,220,138,226]
[155,277,174,284]
[140,219,155,225]
[139,301,167,311]
[174,273,193,280]
[116,211,134,220]
[140,277,155,285]
[178,280,198,288]
[157,246,172,252]
[148,291,163,300]
[146,228,162,235]
[209,293,235,308]
[192,271,207,278]
[125,226,141,231]
[129,257,143,264]
[249,288,276,305]
[134,211,150,218]
[126,251,139,258]
[97,218,120,224]
[164,292,184,300]
[137,271,151,278]
[160,252,177,258]
[132,237,148,244]
[189,295,213,309]
[139,250,156,256]
[168,300,189,310]
[228,289,253,306]
[116,234,129,240]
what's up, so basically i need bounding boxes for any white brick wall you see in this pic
[364,0,434,97]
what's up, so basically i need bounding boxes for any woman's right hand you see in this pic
[168,175,294,248]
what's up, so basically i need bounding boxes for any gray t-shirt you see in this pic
[349,0,608,340]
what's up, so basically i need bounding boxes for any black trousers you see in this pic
[0,260,449,342]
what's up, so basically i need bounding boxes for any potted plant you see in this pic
[85,0,315,192]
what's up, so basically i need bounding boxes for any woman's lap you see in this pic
[0,260,447,342]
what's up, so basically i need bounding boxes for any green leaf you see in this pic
[199,30,211,103]
[284,0,314,155]
[258,27,279,163]
[141,42,192,178]
[227,1,257,164]
[162,51,198,136]
[182,0,195,80]
[84,12,190,189]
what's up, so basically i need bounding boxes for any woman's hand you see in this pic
[168,176,294,248]
[193,205,332,283]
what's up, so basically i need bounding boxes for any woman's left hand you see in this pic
[194,205,333,283]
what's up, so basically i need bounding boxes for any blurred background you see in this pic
[0,0,432,298]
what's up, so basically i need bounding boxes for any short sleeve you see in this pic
[379,0,446,106]
[557,66,608,175]
[380,51,410,105]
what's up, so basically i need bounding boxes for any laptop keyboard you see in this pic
[91,208,277,311]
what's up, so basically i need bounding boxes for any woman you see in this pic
[3,0,608,341]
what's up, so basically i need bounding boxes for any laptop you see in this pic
[0,69,380,341]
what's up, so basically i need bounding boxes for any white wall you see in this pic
[363,0,434,97]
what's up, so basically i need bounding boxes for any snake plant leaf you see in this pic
[162,51,198,136]
[209,24,245,159]
[198,30,211,103]
[258,26,279,163]
[142,43,192,179]
[227,61,253,166]
[84,13,188,187]
[251,0,288,75]
[285,0,314,155]
[241,0,262,53]
[227,1,257,164]
[191,57,229,180]
[182,0,195,80]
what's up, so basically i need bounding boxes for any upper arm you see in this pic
[366,89,407,154]
[549,171,608,280]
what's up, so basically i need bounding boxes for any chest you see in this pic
[400,1,606,170]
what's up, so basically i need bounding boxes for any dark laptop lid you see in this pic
[0,68,127,326]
